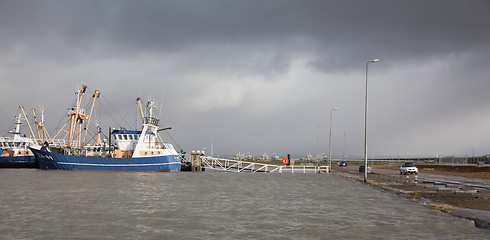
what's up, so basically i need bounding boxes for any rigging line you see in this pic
[121,100,136,128]
[159,88,166,118]
[135,105,138,130]
[88,98,105,142]
[163,131,184,152]
[81,124,99,144]
[97,102,120,128]
[81,86,92,110]
[100,94,131,128]
[97,98,101,126]
[89,123,109,141]
[138,82,142,101]
[52,96,78,134]
[92,102,98,129]
[82,118,110,141]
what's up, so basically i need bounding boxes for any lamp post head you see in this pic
[371,58,380,63]
[332,107,339,111]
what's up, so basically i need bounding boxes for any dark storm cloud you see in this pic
[3,0,489,68]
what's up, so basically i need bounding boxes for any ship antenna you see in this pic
[159,88,165,118]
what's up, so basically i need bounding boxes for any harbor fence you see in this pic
[200,156,329,173]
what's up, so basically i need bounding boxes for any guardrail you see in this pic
[201,157,329,173]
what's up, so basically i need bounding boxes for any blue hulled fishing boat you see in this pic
[31,84,181,171]
[0,111,39,167]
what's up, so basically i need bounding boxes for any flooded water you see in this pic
[0,169,487,239]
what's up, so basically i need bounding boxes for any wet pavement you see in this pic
[332,165,490,229]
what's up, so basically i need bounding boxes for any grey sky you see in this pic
[1,0,490,158]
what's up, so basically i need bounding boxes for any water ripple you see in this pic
[0,169,486,239]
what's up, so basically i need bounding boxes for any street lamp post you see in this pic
[329,107,338,173]
[343,131,346,160]
[364,58,379,182]
[317,124,322,159]
[316,124,322,169]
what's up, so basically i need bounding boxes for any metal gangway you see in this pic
[200,156,329,173]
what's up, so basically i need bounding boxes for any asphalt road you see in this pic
[335,165,490,191]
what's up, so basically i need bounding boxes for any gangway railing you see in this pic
[201,157,329,173]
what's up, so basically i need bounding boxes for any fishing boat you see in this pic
[31,84,182,171]
[0,109,41,168]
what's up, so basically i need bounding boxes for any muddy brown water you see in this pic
[1,169,488,239]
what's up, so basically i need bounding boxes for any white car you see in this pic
[400,162,418,174]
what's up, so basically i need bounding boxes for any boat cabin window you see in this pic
[9,142,14,147]
[14,142,20,147]
[113,134,140,141]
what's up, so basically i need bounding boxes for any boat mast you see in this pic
[68,84,87,150]
[31,108,42,141]
[39,107,52,142]
[8,113,22,135]
[19,105,37,142]
[137,97,145,124]
[148,101,152,148]
[96,125,102,144]
[147,100,158,132]
[81,89,100,149]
